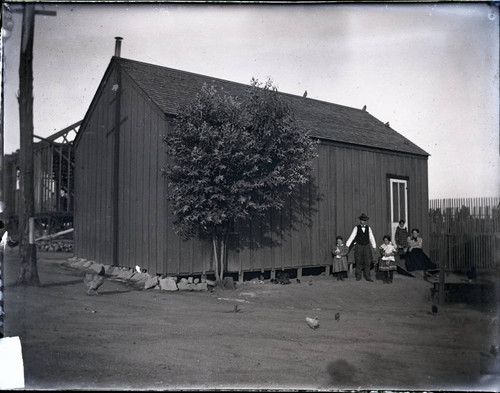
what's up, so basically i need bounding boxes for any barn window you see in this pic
[390,178,408,240]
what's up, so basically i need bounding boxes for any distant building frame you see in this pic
[2,120,81,236]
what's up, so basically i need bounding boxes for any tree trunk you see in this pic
[17,4,39,286]
[212,231,228,285]
[220,235,225,283]
[213,234,220,284]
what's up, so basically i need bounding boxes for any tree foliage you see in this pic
[164,78,318,282]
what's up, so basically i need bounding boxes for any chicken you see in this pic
[306,316,319,329]
[84,266,106,295]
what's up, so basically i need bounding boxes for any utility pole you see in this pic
[1,3,17,339]
[0,5,14,217]
[15,3,56,285]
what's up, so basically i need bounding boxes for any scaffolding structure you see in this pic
[3,121,81,237]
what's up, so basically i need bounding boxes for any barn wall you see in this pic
[74,65,213,275]
[75,65,428,276]
[74,69,117,266]
[112,69,213,275]
[118,71,167,274]
[224,142,429,274]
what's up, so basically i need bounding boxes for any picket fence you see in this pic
[428,197,500,271]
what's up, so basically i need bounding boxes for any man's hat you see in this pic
[358,213,369,221]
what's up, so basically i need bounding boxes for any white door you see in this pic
[390,179,408,242]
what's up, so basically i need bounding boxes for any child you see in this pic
[395,219,409,259]
[379,235,397,284]
[331,236,349,280]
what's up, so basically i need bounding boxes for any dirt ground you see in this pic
[3,247,500,391]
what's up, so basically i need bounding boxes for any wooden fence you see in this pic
[429,197,500,271]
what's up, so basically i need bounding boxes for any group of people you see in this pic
[331,213,436,284]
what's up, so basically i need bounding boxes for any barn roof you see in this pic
[112,57,429,157]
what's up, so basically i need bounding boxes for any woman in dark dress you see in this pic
[404,228,436,272]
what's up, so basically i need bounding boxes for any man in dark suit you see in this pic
[346,213,377,281]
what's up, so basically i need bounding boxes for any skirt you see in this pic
[404,248,436,272]
[378,257,397,271]
[332,256,348,273]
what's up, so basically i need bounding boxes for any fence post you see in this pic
[438,234,447,305]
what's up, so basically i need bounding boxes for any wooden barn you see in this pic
[74,47,430,279]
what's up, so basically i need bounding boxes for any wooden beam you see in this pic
[112,63,122,266]
[35,227,73,242]
[45,120,82,141]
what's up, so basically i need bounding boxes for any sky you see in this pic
[1,2,499,200]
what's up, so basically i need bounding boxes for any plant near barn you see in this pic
[164,79,317,284]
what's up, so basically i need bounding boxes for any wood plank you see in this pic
[264,209,274,272]
[317,145,329,266]
[104,105,113,266]
[291,186,302,267]
[280,194,292,270]
[309,154,320,265]
[270,207,281,273]
[131,86,141,270]
[119,82,130,268]
[147,108,158,274]
[335,147,346,237]
[299,182,312,267]
[157,122,168,275]
[90,112,98,261]
[95,104,103,263]
[345,148,355,227]
[328,146,337,244]
[137,93,148,271]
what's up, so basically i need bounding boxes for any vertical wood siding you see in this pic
[75,67,429,275]
[74,72,116,266]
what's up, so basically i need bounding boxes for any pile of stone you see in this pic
[37,240,74,253]
[65,257,215,292]
[157,276,214,292]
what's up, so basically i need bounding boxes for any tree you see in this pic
[164,79,318,284]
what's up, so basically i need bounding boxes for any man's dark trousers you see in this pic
[354,243,372,280]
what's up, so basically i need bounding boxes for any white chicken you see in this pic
[306,316,319,329]
[84,266,106,296]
